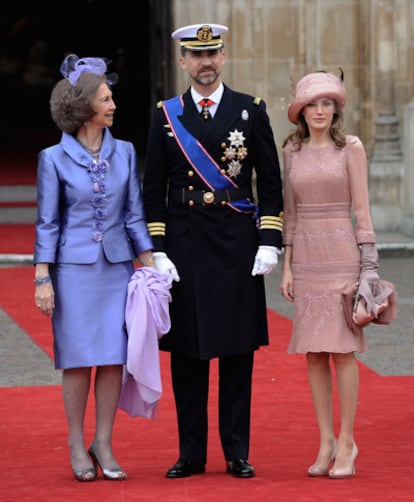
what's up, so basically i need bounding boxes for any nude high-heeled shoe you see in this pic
[308,441,337,477]
[329,442,358,479]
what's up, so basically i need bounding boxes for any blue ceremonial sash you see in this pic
[162,96,256,214]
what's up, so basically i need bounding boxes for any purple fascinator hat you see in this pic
[60,54,118,87]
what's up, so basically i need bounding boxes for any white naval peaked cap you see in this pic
[171,23,228,50]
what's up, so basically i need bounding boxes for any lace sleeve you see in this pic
[282,143,296,246]
[346,135,376,244]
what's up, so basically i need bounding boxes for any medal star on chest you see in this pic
[227,129,246,147]
[226,160,242,177]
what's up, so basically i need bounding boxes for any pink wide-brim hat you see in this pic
[287,71,347,124]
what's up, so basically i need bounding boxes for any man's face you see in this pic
[180,49,226,87]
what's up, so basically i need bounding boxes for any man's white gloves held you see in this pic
[154,246,280,280]
[153,252,180,282]
[251,246,281,276]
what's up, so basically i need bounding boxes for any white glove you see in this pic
[153,252,180,282]
[251,246,281,276]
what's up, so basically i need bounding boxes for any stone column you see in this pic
[369,0,403,231]
[400,100,414,237]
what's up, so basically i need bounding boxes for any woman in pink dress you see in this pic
[280,70,380,479]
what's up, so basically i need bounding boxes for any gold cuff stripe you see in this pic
[260,216,283,223]
[261,223,283,231]
[260,215,283,231]
[147,222,165,230]
[147,222,166,236]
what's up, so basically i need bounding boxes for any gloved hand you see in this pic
[153,252,180,282]
[359,243,380,282]
[357,243,381,314]
[251,246,281,276]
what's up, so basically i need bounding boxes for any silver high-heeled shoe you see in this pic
[329,442,358,479]
[72,466,97,482]
[88,445,127,481]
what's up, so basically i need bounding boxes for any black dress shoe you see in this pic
[166,459,206,478]
[226,459,255,478]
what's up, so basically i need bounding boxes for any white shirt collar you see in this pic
[191,83,224,115]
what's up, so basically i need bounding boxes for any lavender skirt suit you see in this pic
[34,129,153,369]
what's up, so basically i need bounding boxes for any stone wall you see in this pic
[171,0,414,232]
[401,100,414,236]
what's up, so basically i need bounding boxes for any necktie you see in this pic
[199,98,214,121]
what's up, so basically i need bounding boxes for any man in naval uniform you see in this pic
[143,23,283,479]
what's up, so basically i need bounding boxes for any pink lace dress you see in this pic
[282,135,376,353]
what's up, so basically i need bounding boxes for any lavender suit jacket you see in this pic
[34,129,153,264]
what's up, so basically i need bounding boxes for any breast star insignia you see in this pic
[226,160,242,178]
[224,146,236,160]
[227,129,246,148]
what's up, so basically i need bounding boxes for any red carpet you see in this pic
[0,201,37,208]
[0,267,413,501]
[0,224,35,254]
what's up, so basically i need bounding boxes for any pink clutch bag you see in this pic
[342,279,397,334]
[352,295,389,326]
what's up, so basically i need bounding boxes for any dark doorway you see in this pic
[0,0,174,157]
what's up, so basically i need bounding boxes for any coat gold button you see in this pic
[203,192,215,204]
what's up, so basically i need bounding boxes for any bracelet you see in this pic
[34,276,52,286]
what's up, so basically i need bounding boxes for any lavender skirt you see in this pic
[51,246,133,369]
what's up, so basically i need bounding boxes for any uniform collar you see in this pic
[191,82,224,107]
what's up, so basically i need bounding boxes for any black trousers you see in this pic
[170,351,254,465]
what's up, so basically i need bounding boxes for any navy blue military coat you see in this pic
[143,85,283,359]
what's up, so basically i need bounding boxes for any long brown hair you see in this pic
[283,101,346,151]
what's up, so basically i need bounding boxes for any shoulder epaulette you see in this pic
[157,100,163,109]
[253,97,262,106]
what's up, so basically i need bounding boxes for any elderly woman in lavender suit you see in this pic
[33,54,154,482]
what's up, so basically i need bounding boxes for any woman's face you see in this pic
[302,96,336,132]
[89,82,116,128]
